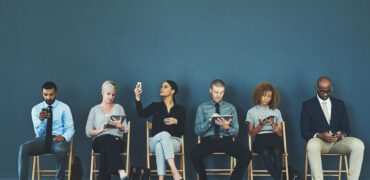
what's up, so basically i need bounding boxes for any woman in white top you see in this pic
[246,82,283,180]
[85,80,128,180]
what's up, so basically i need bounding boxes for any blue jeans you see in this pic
[149,131,181,176]
[18,137,68,180]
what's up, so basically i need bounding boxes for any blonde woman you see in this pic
[86,81,128,180]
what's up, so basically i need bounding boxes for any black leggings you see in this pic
[92,134,126,180]
[253,133,283,180]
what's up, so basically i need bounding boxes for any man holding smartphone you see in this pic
[301,76,364,180]
[18,81,75,180]
[191,79,251,180]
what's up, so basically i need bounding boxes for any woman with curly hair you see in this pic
[246,82,284,180]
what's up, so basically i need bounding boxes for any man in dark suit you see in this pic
[301,76,364,180]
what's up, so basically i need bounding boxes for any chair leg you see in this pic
[181,153,186,180]
[248,158,253,180]
[146,154,150,172]
[304,149,308,180]
[32,156,36,180]
[94,157,98,180]
[338,155,343,180]
[229,157,234,175]
[36,156,40,180]
[344,155,349,178]
[125,154,130,176]
[67,152,73,180]
[90,154,94,180]
[284,154,289,180]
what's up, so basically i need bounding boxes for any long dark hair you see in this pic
[164,80,178,102]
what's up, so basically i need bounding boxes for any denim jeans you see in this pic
[149,131,181,176]
[18,137,68,180]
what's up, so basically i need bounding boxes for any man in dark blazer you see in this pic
[300,76,364,180]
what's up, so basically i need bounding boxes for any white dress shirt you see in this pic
[317,95,332,125]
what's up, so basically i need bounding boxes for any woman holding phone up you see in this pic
[134,80,185,180]
[86,80,129,180]
[246,82,284,180]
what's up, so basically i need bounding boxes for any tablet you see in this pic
[104,115,126,129]
[211,115,233,122]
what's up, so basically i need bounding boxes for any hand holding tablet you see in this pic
[211,115,233,122]
[104,115,126,129]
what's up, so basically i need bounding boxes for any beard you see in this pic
[45,99,55,105]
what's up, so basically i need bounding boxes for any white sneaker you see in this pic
[118,169,128,180]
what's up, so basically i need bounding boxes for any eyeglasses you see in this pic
[317,88,332,94]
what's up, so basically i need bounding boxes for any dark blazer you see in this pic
[300,96,351,141]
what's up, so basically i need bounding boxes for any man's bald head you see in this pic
[316,76,332,100]
[317,76,332,88]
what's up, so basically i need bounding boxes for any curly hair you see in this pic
[252,82,280,109]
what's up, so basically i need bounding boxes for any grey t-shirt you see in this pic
[246,105,283,132]
[85,104,128,139]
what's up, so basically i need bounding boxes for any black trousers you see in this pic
[253,134,283,180]
[92,134,126,180]
[191,137,251,180]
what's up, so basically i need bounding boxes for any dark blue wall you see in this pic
[1,1,369,179]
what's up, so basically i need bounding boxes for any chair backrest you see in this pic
[248,121,288,154]
[146,121,151,169]
[126,121,131,155]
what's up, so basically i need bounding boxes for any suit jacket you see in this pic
[300,96,351,141]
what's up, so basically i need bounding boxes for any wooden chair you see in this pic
[304,144,349,180]
[196,136,236,180]
[248,121,289,180]
[90,121,131,180]
[32,140,74,180]
[146,121,186,179]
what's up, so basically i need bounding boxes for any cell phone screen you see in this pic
[264,116,275,121]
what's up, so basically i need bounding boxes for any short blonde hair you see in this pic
[101,80,116,93]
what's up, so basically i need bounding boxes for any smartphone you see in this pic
[262,115,275,122]
[136,82,142,88]
[41,108,49,113]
